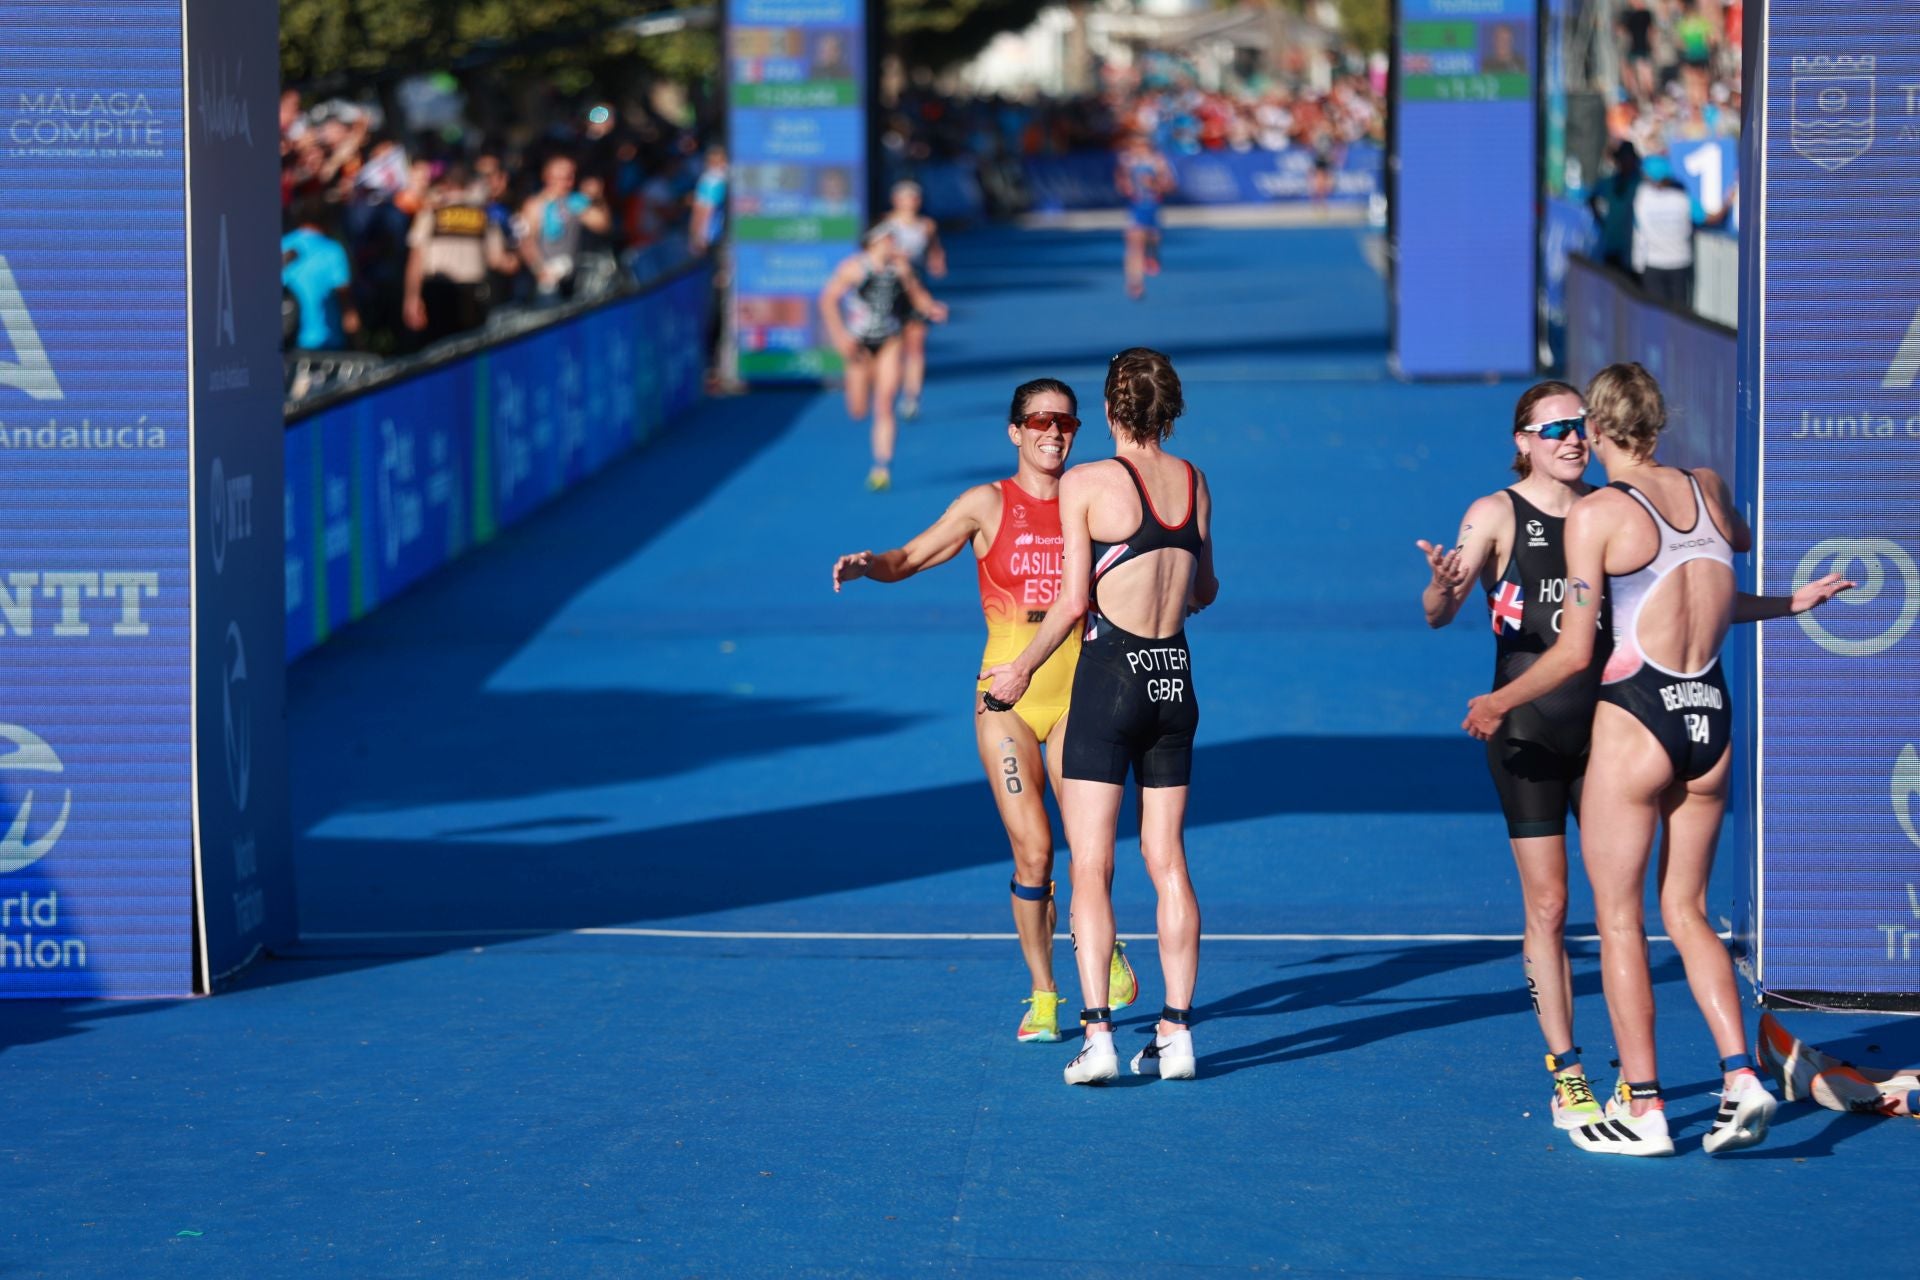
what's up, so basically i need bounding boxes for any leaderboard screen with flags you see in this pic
[1392,0,1536,378]
[726,0,869,381]
[1747,0,1920,1009]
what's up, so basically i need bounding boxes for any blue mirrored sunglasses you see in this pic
[1520,415,1586,442]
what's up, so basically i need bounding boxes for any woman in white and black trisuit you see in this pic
[1465,363,1851,1158]
[879,181,946,421]
[983,348,1219,1086]
[1424,379,1849,1140]
[819,227,948,492]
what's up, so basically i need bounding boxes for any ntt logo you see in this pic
[0,723,70,875]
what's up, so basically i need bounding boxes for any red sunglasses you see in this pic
[1018,412,1080,432]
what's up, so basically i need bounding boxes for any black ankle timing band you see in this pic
[1079,1006,1112,1026]
[1160,1005,1192,1025]
[1625,1078,1663,1100]
[1545,1046,1583,1073]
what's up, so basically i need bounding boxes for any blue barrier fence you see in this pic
[284,265,713,662]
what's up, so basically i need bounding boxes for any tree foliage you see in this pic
[886,0,1053,73]
[281,0,715,90]
[1331,0,1389,55]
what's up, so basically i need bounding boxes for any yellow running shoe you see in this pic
[865,466,891,493]
[1109,941,1137,1011]
[1549,1070,1603,1130]
[1017,990,1064,1043]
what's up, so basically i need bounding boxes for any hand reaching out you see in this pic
[1791,572,1856,614]
[832,551,873,592]
[1416,538,1467,591]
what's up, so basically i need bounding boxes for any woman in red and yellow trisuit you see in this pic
[831,377,1137,1042]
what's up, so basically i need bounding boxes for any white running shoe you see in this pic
[1064,1031,1118,1086]
[1567,1096,1675,1157]
[900,394,920,421]
[1704,1073,1778,1154]
[1757,1011,1823,1102]
[1130,1028,1196,1080]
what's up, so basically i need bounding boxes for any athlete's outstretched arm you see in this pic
[1464,495,1610,739]
[1733,574,1855,622]
[817,256,859,359]
[1419,493,1503,629]
[832,485,991,591]
[979,468,1092,710]
[1188,467,1219,613]
[898,261,949,324]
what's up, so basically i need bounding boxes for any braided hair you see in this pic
[1103,347,1184,445]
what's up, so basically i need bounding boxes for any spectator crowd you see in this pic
[1583,0,1742,308]
[882,56,1385,216]
[279,88,718,364]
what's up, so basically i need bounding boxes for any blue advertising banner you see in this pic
[1022,145,1383,212]
[0,1,194,996]
[1749,2,1920,1006]
[1541,198,1600,368]
[283,421,316,664]
[285,266,714,662]
[1393,0,1537,378]
[187,0,294,985]
[726,0,869,380]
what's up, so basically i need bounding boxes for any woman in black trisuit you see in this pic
[983,348,1218,1086]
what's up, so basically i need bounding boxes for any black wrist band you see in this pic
[981,692,1014,713]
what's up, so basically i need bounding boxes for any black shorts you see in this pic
[1598,661,1731,782]
[1063,626,1198,788]
[1486,698,1591,840]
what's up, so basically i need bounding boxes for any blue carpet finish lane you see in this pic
[3,224,1914,1277]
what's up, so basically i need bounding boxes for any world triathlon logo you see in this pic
[1792,56,1875,172]
[1794,537,1918,656]
[0,724,71,874]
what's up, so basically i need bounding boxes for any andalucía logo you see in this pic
[0,724,71,875]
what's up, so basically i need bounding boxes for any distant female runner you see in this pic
[880,181,947,422]
[985,348,1218,1086]
[832,378,1137,1043]
[1464,363,1850,1157]
[819,227,948,492]
[1114,134,1174,301]
[1420,380,1849,1136]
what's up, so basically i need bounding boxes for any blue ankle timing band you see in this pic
[1907,1090,1918,1116]
[1546,1047,1582,1073]
[1719,1053,1755,1073]
[1009,879,1052,902]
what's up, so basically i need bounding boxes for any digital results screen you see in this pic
[1754,2,1920,1000]
[1393,0,1536,378]
[0,1,194,995]
[726,0,868,380]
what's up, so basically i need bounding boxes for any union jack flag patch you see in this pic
[1490,581,1525,635]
